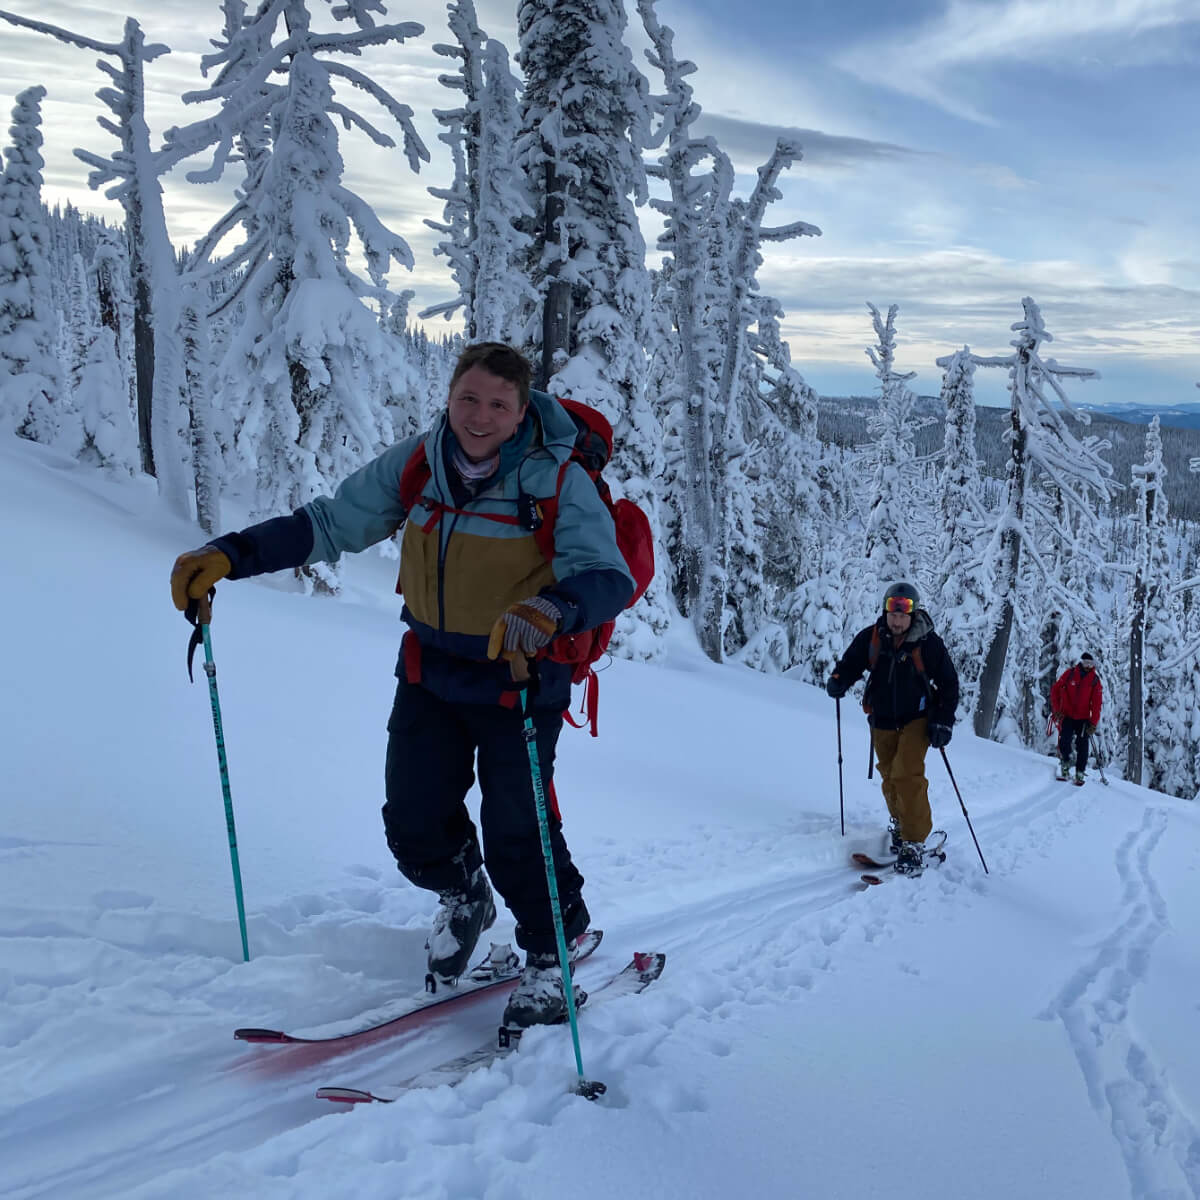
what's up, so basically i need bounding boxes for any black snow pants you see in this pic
[1058,717,1091,772]
[382,676,588,955]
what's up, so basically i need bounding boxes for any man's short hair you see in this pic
[450,343,532,410]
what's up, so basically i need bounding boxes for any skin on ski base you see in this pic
[234,930,602,1045]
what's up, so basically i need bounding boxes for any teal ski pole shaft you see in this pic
[201,624,251,961]
[514,664,604,1100]
[185,592,250,962]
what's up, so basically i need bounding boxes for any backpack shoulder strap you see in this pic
[911,643,927,679]
[399,442,431,515]
[531,459,572,563]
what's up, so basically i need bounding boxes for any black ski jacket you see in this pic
[831,611,959,730]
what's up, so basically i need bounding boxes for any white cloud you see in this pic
[835,0,1200,121]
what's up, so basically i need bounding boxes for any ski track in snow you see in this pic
[1042,806,1200,1200]
[0,773,1099,1200]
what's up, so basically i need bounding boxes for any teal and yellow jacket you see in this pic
[211,390,634,709]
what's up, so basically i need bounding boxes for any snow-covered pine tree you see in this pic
[1129,416,1188,793]
[473,39,537,343]
[92,224,137,427]
[421,5,535,343]
[517,0,669,659]
[968,299,1113,739]
[165,2,428,570]
[931,346,993,718]
[711,156,820,661]
[66,251,136,471]
[420,1,483,331]
[639,0,823,662]
[858,303,917,619]
[0,13,195,510]
[743,291,823,666]
[0,86,67,444]
[637,0,723,646]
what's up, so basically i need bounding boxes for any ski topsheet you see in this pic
[315,950,666,1104]
[234,929,603,1046]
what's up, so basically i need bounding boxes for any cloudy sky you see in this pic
[2,0,1197,407]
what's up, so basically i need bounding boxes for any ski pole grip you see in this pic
[505,651,531,683]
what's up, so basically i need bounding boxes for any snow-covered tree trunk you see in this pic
[181,291,219,534]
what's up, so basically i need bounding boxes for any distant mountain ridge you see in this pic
[817,395,1200,523]
[827,396,1200,432]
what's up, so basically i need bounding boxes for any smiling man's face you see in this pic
[447,365,527,463]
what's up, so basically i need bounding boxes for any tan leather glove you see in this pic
[171,546,232,613]
[486,596,562,661]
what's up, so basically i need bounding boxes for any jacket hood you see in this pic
[527,389,579,465]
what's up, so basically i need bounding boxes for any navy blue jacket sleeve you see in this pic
[543,568,635,635]
[209,511,316,580]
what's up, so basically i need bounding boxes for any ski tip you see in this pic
[234,1028,291,1043]
[316,1086,386,1104]
[860,874,885,886]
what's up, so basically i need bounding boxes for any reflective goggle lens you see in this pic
[885,596,915,614]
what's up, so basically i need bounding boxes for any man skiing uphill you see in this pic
[1050,652,1103,785]
[170,342,634,1028]
[825,583,959,877]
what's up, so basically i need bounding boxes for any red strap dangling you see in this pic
[563,668,600,737]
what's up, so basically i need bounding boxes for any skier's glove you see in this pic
[927,722,953,749]
[171,546,232,611]
[1086,723,1097,735]
[825,674,849,700]
[487,596,562,660]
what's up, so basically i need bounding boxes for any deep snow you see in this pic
[2,434,1199,1200]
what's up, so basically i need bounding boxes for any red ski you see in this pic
[234,929,602,1047]
[316,950,666,1104]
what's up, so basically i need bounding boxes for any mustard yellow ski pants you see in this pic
[871,717,932,844]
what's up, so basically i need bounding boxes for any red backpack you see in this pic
[397,397,654,735]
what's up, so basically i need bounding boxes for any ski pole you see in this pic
[835,697,845,836]
[510,655,604,1101]
[1088,729,1109,786]
[866,716,874,780]
[937,748,988,874]
[185,591,251,962]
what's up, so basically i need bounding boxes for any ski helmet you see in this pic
[882,581,920,614]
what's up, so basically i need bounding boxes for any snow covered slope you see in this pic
[2,434,1198,1200]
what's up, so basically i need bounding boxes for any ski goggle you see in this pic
[885,596,916,614]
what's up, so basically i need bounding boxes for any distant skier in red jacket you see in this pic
[1050,652,1103,784]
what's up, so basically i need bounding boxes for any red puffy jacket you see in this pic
[1050,665,1103,725]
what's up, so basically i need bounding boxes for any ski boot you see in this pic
[427,866,496,984]
[1056,759,1071,782]
[1074,770,1085,787]
[887,816,902,858]
[893,840,925,878]
[501,951,587,1029]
